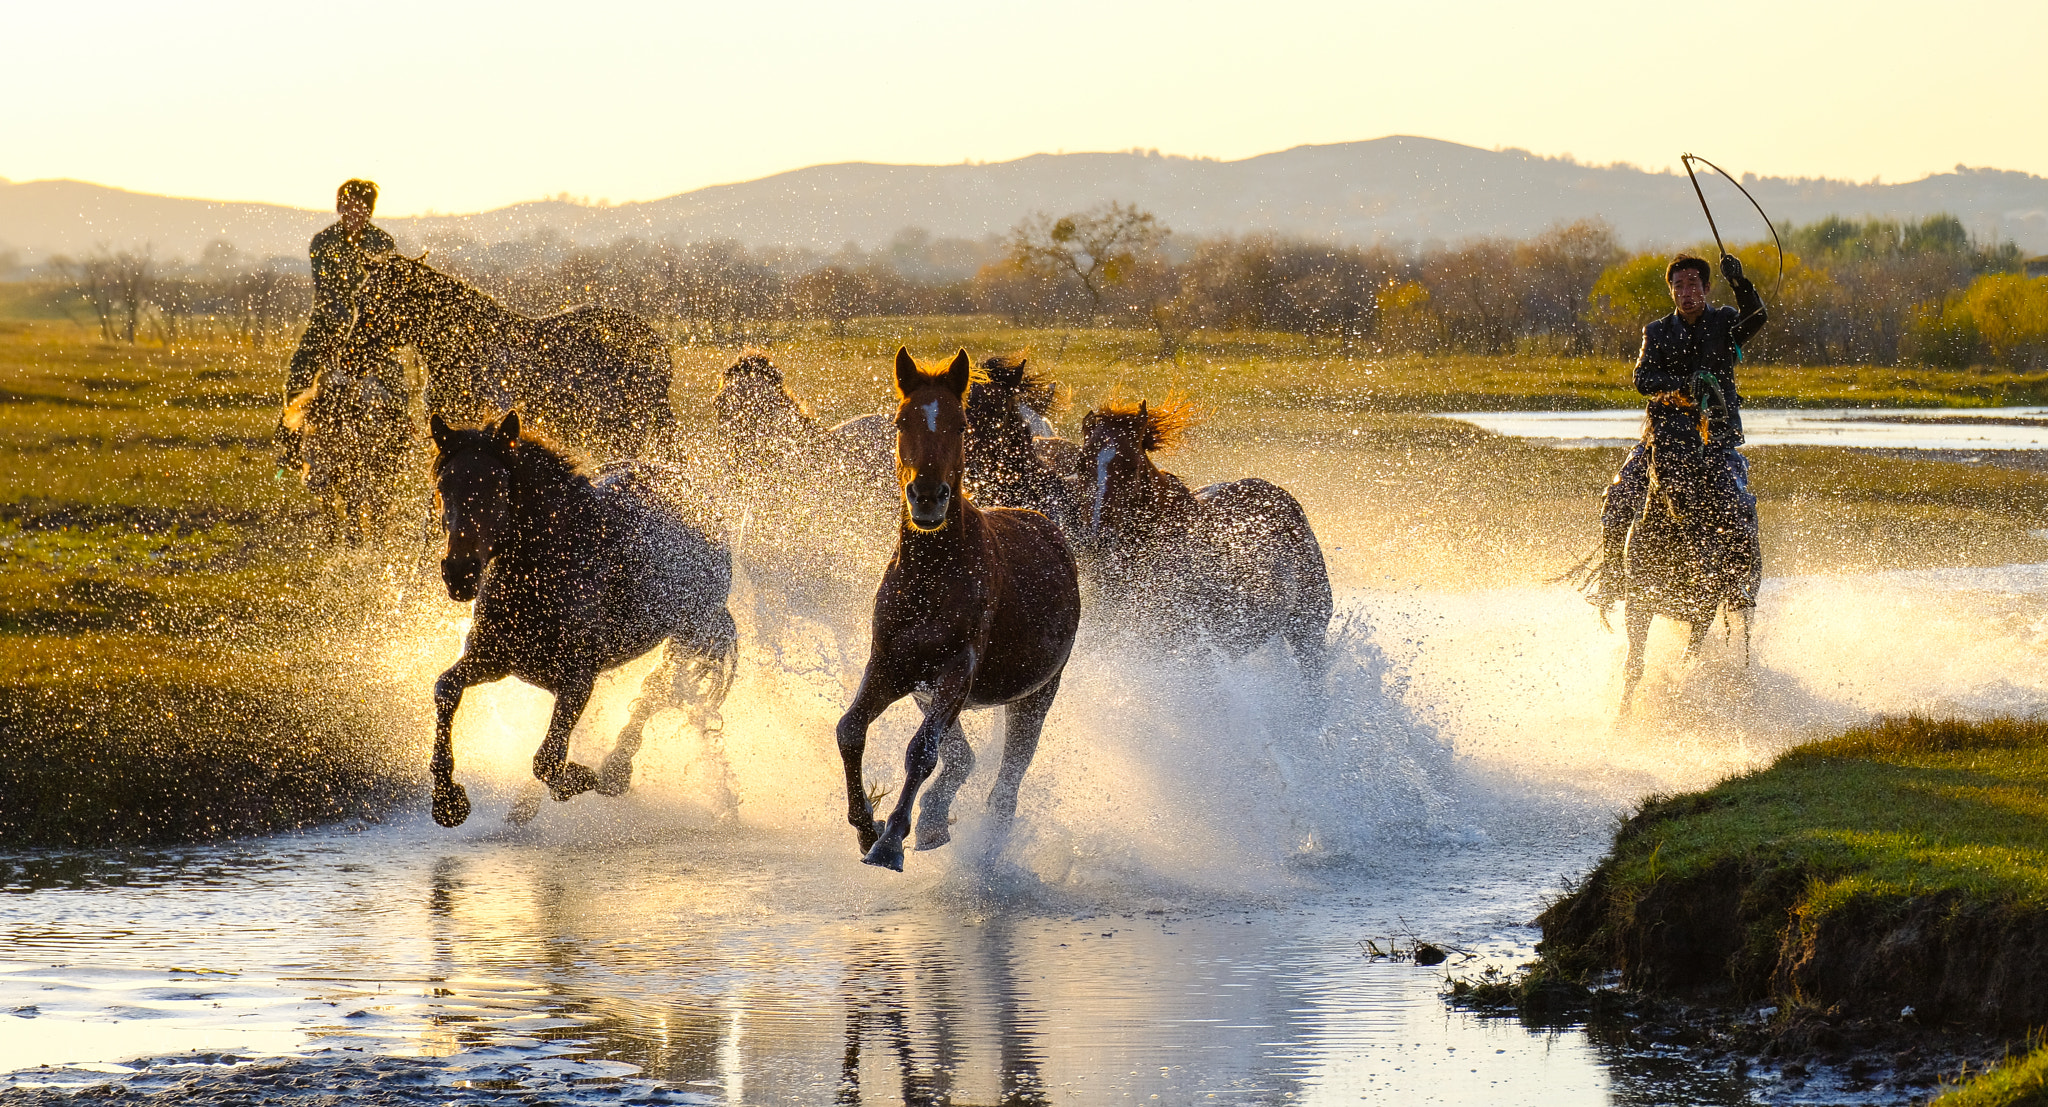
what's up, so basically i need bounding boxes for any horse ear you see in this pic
[494,410,521,445]
[1138,400,1148,418]
[430,413,450,448]
[944,349,972,397]
[893,347,919,398]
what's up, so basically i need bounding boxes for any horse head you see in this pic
[714,353,815,467]
[349,252,434,348]
[892,347,973,532]
[1644,390,1710,474]
[1080,397,1196,540]
[430,410,522,601]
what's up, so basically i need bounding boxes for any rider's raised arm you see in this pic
[1730,272,1768,345]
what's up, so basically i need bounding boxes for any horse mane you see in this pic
[895,356,987,400]
[433,417,593,495]
[1088,395,1201,453]
[977,353,1062,414]
[280,380,319,432]
[367,251,513,316]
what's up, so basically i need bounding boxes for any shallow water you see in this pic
[1443,406,2048,450]
[11,547,2048,1103]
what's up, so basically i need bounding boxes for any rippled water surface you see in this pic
[1444,406,2048,450]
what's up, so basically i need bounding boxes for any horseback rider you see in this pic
[277,179,397,460]
[1586,252,1767,608]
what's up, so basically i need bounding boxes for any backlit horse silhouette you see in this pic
[711,353,895,489]
[1615,390,1758,711]
[1080,398,1331,675]
[835,349,1081,871]
[426,411,736,828]
[348,253,675,459]
[281,358,410,544]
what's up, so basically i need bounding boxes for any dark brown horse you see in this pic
[711,353,895,488]
[835,349,1081,871]
[1618,391,1758,711]
[426,411,737,828]
[1080,399,1331,675]
[348,253,675,460]
[963,354,1082,530]
[281,357,410,544]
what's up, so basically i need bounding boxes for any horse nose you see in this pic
[442,557,481,601]
[905,480,952,528]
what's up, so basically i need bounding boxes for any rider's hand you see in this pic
[1720,253,1746,285]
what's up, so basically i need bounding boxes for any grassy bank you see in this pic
[0,319,422,844]
[1538,716,2048,1030]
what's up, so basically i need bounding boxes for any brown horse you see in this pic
[711,353,895,488]
[426,411,737,828]
[835,349,1082,871]
[963,354,1082,530]
[281,356,411,545]
[1080,398,1331,675]
[348,253,675,460]
[1618,391,1758,711]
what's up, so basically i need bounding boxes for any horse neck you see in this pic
[503,449,599,546]
[412,270,530,342]
[896,496,978,574]
[1136,457,1199,529]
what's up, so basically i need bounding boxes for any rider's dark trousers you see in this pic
[1602,443,1759,554]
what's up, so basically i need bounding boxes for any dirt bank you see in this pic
[1537,716,2048,1032]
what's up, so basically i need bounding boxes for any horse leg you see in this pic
[913,722,974,852]
[1683,612,1714,661]
[431,656,504,828]
[598,646,675,798]
[1620,603,1652,717]
[836,673,906,857]
[865,669,972,873]
[985,673,1061,850]
[532,673,601,803]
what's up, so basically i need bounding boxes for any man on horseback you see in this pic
[277,179,396,459]
[1586,252,1767,609]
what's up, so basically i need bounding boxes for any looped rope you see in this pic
[1681,153,1786,299]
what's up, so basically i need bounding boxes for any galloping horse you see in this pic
[962,354,1081,529]
[349,253,675,459]
[1080,399,1331,675]
[1617,391,1758,711]
[711,353,895,488]
[281,359,410,544]
[834,349,1081,871]
[426,411,737,828]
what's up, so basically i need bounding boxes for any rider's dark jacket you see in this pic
[287,220,396,398]
[1633,277,1767,447]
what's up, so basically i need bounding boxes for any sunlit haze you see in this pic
[6,0,2043,215]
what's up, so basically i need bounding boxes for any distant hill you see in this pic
[5,136,2046,267]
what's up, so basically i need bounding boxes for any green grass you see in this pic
[1937,1041,2048,1106]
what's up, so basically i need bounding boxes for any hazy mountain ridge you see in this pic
[5,136,2045,267]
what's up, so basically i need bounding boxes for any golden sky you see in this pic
[6,0,2041,215]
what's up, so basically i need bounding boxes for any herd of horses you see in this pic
[283,253,1753,865]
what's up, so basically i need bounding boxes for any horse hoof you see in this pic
[432,781,471,828]
[505,788,543,826]
[862,837,906,872]
[595,757,633,797]
[546,762,600,802]
[913,823,952,851]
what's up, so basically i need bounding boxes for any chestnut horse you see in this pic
[835,349,1081,871]
[1618,391,1758,711]
[426,411,737,828]
[348,253,675,460]
[962,354,1082,530]
[1080,399,1331,675]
